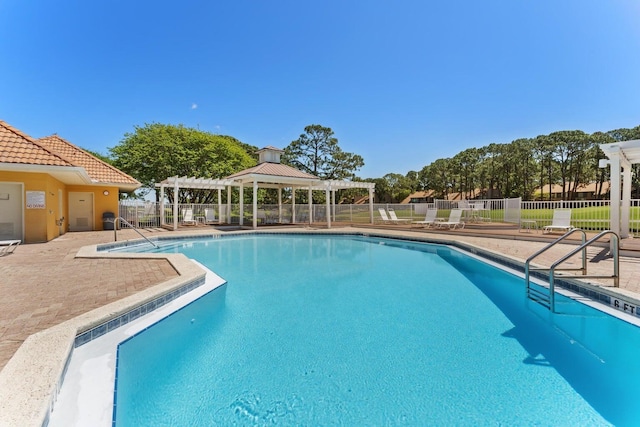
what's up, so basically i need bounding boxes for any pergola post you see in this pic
[239,184,244,226]
[253,181,258,230]
[227,186,232,224]
[160,185,165,227]
[173,178,179,230]
[331,189,336,222]
[278,187,282,224]
[326,187,331,229]
[369,187,374,224]
[622,164,631,239]
[292,188,296,223]
[308,187,313,225]
[217,188,222,223]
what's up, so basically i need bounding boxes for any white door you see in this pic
[69,192,94,231]
[0,183,23,240]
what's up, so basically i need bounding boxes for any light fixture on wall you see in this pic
[103,190,109,196]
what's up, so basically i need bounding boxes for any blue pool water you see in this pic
[114,235,640,426]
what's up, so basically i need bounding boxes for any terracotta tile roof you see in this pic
[226,162,318,180]
[37,135,139,185]
[0,120,72,166]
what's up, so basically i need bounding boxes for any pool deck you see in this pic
[1,224,640,426]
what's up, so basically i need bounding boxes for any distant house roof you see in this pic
[401,190,436,204]
[534,182,610,194]
[0,120,140,191]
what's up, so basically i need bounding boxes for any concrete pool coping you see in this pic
[0,249,206,427]
[2,227,640,427]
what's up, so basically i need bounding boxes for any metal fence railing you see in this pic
[118,198,640,235]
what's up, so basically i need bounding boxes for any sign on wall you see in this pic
[26,191,46,209]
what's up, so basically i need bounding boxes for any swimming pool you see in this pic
[101,233,639,426]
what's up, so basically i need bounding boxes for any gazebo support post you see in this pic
[227,186,232,224]
[308,187,313,225]
[331,189,336,222]
[326,187,331,229]
[173,178,179,230]
[217,189,222,224]
[278,187,282,224]
[292,188,296,223]
[369,188,374,224]
[159,185,165,227]
[253,181,258,230]
[239,184,244,226]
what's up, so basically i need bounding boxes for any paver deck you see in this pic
[1,224,640,373]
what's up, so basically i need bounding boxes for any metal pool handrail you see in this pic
[525,229,620,311]
[525,229,587,310]
[113,216,158,248]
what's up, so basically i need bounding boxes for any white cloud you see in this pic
[191,103,198,110]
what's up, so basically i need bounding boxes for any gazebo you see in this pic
[599,139,640,239]
[156,146,375,230]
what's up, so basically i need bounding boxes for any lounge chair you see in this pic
[388,209,411,224]
[412,209,439,228]
[0,240,20,256]
[204,208,217,224]
[377,208,393,223]
[434,209,465,229]
[543,209,573,234]
[181,208,197,226]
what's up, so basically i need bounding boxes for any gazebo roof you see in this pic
[157,146,374,192]
[225,162,319,185]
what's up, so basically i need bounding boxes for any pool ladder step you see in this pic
[524,229,619,312]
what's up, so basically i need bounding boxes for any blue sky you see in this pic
[2,1,640,179]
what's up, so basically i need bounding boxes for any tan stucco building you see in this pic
[0,120,140,243]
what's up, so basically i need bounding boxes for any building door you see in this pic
[0,183,23,240]
[68,192,94,231]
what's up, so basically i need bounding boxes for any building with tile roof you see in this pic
[0,120,141,243]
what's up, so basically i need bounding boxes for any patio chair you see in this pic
[388,209,411,224]
[204,208,217,224]
[0,240,20,256]
[181,208,197,226]
[434,209,465,230]
[412,209,440,228]
[543,209,573,234]
[377,208,393,223]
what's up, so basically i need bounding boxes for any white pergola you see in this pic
[155,147,375,230]
[599,139,640,239]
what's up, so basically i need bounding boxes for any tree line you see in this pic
[371,125,640,203]
[102,122,640,204]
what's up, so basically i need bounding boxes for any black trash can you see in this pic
[103,211,116,230]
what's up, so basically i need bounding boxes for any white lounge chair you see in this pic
[181,208,197,226]
[434,209,465,229]
[388,209,411,224]
[377,208,393,223]
[543,209,573,234]
[0,240,20,256]
[204,208,217,224]
[412,209,439,228]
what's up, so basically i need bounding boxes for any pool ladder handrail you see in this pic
[525,229,619,312]
[113,216,158,248]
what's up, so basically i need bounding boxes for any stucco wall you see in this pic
[0,171,120,242]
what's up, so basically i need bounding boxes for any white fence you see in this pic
[118,199,640,234]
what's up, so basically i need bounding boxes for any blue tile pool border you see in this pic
[73,275,206,348]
